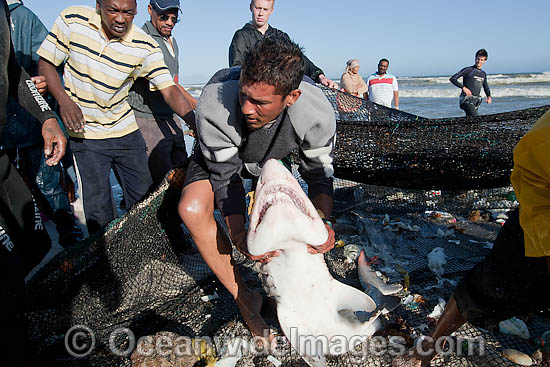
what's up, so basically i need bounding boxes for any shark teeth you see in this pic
[256,185,309,227]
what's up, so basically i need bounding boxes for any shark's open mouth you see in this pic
[255,185,309,229]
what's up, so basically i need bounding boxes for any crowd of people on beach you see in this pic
[0,0,548,365]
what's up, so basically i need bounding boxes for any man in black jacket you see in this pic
[229,0,338,89]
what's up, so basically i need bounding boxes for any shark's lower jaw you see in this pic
[255,185,310,229]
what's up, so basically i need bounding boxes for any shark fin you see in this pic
[358,250,403,295]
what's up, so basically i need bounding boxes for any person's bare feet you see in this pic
[236,289,274,348]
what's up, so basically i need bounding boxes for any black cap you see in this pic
[150,0,181,12]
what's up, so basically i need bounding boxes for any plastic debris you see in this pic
[215,355,241,367]
[335,239,346,248]
[436,228,455,237]
[499,317,530,339]
[343,244,362,262]
[267,355,282,367]
[427,247,447,278]
[502,349,533,366]
[448,239,460,245]
[201,291,219,302]
[403,295,415,305]
[425,210,453,220]
[389,221,420,232]
[427,298,446,318]
[487,209,510,221]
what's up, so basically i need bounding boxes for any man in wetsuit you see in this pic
[0,0,66,362]
[179,37,336,344]
[229,0,338,89]
[450,49,492,116]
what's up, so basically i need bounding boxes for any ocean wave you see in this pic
[400,87,550,98]
[398,72,550,86]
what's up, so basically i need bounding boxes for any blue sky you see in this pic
[24,0,550,84]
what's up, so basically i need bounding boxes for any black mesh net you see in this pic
[24,90,550,367]
[322,87,548,190]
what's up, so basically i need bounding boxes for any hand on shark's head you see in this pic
[306,222,335,255]
[234,231,281,263]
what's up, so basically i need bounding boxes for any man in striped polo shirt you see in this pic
[37,0,194,234]
[366,58,399,109]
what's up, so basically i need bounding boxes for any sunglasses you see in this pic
[158,13,179,23]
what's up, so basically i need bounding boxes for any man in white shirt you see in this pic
[366,58,399,109]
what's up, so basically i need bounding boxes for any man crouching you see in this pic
[178,37,336,343]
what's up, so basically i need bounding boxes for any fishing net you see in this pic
[321,87,548,190]
[24,90,550,367]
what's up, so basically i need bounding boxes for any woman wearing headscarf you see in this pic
[340,59,367,98]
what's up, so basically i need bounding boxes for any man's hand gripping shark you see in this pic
[246,159,400,361]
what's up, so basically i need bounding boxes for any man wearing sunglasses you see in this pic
[129,0,197,189]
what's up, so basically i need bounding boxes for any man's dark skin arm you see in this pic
[159,85,195,130]
[309,193,335,254]
[38,57,85,132]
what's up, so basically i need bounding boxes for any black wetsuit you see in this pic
[450,66,491,116]
[1,0,56,362]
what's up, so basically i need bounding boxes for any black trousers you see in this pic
[70,130,152,234]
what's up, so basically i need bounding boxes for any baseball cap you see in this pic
[150,0,181,12]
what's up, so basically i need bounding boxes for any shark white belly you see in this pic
[247,159,383,358]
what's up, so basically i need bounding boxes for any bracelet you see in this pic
[322,217,333,228]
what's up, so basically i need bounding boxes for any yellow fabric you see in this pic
[510,108,550,257]
[37,6,174,139]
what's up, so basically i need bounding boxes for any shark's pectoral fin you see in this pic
[367,288,401,314]
[358,251,403,296]
[331,279,377,313]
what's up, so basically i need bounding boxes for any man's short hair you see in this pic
[251,0,275,6]
[379,58,389,65]
[476,49,488,59]
[240,37,305,97]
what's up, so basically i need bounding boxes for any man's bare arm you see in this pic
[309,193,335,254]
[160,85,195,130]
[393,91,399,109]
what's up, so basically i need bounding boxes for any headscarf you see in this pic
[345,59,360,73]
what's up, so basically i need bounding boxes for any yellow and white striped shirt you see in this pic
[37,5,175,139]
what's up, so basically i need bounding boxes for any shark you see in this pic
[247,159,383,360]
